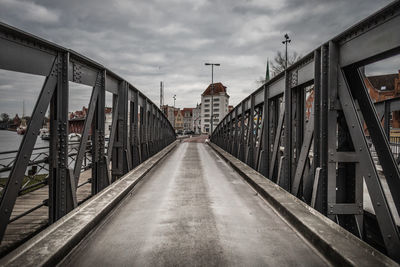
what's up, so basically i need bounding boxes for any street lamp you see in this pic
[282,33,291,70]
[204,63,220,134]
[173,94,176,107]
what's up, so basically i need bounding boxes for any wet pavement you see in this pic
[62,142,328,266]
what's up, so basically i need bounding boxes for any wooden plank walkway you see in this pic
[0,170,92,257]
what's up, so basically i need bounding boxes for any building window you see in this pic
[214,109,219,112]
[205,104,210,107]
[205,109,210,112]
[214,103,219,107]
[205,99,210,102]
[205,114,210,117]
[214,98,219,102]
[205,119,210,122]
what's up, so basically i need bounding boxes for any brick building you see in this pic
[364,70,400,128]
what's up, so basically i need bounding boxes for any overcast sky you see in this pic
[0,0,397,116]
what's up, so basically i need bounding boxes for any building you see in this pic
[105,107,112,138]
[200,82,229,134]
[182,108,193,131]
[174,109,184,132]
[68,106,112,135]
[228,105,234,112]
[192,103,201,134]
[161,105,175,128]
[364,70,400,128]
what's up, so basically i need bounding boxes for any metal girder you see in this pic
[0,36,55,76]
[345,67,400,219]
[106,93,119,184]
[269,105,284,181]
[0,57,58,242]
[281,71,292,190]
[338,69,400,260]
[73,74,100,186]
[210,1,400,260]
[259,86,269,177]
[49,52,76,223]
[0,22,176,247]
[246,95,255,168]
[112,81,129,180]
[91,70,108,193]
[291,115,314,197]
[337,3,400,67]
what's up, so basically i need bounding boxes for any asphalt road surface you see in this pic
[61,142,328,266]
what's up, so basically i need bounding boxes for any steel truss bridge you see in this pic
[1,1,400,266]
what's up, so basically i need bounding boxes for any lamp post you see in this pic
[204,63,220,134]
[173,94,176,107]
[282,33,291,70]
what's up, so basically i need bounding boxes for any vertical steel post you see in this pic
[238,102,246,161]
[384,101,390,140]
[49,52,76,223]
[112,81,128,181]
[247,95,255,168]
[317,44,329,215]
[92,70,108,194]
[282,70,292,190]
[260,85,270,177]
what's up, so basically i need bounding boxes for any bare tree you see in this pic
[256,51,301,86]
[271,51,301,76]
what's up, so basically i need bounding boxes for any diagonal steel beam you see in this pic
[291,115,314,197]
[339,68,400,260]
[269,105,285,181]
[0,58,58,243]
[73,73,101,187]
[345,67,400,217]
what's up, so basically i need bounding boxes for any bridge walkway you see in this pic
[60,140,328,266]
[0,171,91,256]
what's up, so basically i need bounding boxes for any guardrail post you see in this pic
[91,70,108,193]
[112,81,128,181]
[281,70,292,191]
[247,95,255,168]
[49,52,76,223]
[260,85,270,177]
[131,91,140,167]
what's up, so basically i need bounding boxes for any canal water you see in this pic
[0,130,49,153]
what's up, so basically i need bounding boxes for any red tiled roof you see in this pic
[367,74,397,91]
[202,82,227,96]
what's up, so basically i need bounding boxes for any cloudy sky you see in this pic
[0,0,396,116]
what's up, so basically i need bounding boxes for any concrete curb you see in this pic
[208,142,398,267]
[0,141,178,267]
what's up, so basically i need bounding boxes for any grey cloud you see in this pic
[0,0,395,116]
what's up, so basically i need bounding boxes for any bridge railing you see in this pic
[211,1,400,261]
[0,22,176,246]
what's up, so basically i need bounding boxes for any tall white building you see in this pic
[200,82,229,134]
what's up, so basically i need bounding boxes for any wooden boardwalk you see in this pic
[0,170,92,257]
